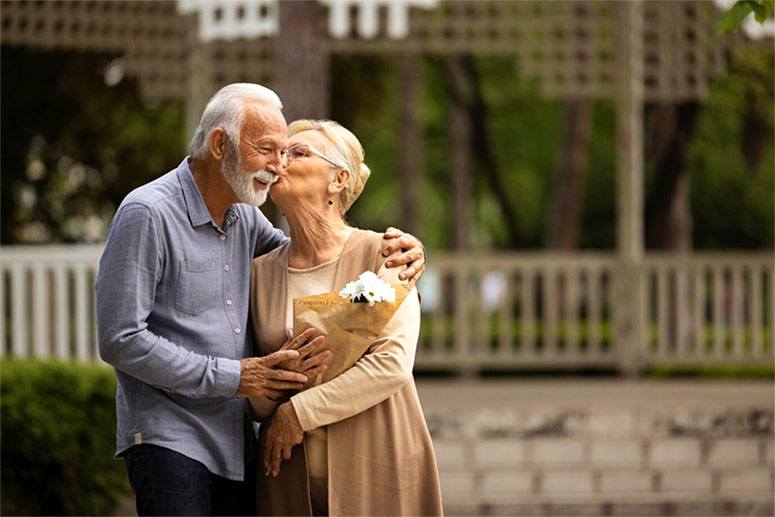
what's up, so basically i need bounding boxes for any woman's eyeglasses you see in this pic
[285,143,345,169]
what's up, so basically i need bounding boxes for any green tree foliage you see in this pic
[716,0,775,34]
[1,46,771,250]
[688,48,775,248]
[1,48,183,244]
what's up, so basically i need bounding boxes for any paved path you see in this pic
[416,378,774,410]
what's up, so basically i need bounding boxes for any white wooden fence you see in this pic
[1,245,772,373]
[1,246,102,362]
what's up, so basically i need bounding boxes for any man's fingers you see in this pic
[407,264,425,287]
[386,247,422,268]
[383,226,402,238]
[381,239,403,257]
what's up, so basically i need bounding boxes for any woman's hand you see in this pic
[263,401,304,477]
[380,227,426,286]
[277,328,331,393]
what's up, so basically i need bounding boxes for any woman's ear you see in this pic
[208,128,228,161]
[328,168,350,196]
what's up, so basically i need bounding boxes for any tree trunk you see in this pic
[644,101,699,251]
[399,52,421,235]
[545,98,593,249]
[274,0,329,122]
[445,55,521,247]
[270,0,328,228]
[447,57,472,250]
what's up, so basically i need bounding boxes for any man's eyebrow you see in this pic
[254,136,285,146]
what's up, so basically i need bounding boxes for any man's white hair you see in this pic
[188,83,283,161]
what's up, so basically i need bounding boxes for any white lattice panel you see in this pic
[177,0,277,41]
[0,0,761,101]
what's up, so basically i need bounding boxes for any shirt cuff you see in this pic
[290,392,318,432]
[216,357,242,397]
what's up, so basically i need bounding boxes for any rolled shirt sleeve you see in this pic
[96,203,240,398]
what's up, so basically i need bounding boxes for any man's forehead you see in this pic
[242,102,287,137]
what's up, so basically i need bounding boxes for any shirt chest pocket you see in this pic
[175,259,220,315]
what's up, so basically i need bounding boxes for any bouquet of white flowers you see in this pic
[339,271,397,305]
[293,272,410,383]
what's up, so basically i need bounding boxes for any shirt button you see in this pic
[226,299,233,306]
[219,235,226,241]
[234,328,241,334]
[224,264,231,272]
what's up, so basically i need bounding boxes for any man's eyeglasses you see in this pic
[285,143,345,169]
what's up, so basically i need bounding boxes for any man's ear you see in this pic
[327,168,350,196]
[208,128,228,161]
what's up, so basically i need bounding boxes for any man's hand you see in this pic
[237,350,308,399]
[278,328,331,389]
[380,226,426,286]
[263,401,304,477]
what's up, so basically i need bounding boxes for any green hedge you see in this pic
[0,359,130,515]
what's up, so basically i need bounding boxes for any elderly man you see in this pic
[95,83,426,516]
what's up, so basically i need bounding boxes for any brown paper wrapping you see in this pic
[292,284,411,383]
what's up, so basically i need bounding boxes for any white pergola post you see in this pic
[614,1,646,377]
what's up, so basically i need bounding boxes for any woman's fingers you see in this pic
[265,380,305,391]
[290,328,317,350]
[264,388,283,400]
[279,328,316,351]
[267,368,308,384]
[302,365,328,380]
[263,433,274,470]
[263,349,300,367]
[282,446,292,461]
[302,349,331,371]
[297,335,326,358]
[272,441,283,476]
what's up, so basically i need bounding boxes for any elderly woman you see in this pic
[248,120,443,516]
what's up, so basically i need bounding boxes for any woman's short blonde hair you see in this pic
[287,119,371,214]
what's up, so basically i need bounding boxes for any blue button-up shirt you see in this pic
[95,158,287,480]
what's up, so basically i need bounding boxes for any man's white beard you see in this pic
[221,144,276,206]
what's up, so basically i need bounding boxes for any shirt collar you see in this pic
[177,157,215,228]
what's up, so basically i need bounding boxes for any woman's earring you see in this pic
[328,198,333,206]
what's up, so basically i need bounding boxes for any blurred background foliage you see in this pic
[0,359,130,515]
[1,45,772,250]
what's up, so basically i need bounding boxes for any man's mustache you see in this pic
[252,170,278,185]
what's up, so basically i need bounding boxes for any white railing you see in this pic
[415,253,620,371]
[642,254,775,365]
[1,246,772,372]
[1,245,103,362]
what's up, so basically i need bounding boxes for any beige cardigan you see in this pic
[249,228,443,516]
